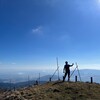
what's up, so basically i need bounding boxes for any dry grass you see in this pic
[1,81,100,100]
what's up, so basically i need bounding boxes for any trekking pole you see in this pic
[56,57,60,80]
[50,67,59,80]
[70,66,77,78]
[50,57,60,81]
[39,73,40,84]
[76,63,82,82]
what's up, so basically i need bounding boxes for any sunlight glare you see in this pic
[98,0,100,3]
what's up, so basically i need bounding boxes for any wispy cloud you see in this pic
[32,26,43,35]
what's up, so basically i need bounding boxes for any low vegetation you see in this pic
[0,81,100,100]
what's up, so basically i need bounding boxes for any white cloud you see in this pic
[32,26,43,35]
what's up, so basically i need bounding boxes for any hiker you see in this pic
[63,61,74,82]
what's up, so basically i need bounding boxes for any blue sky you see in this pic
[0,0,100,72]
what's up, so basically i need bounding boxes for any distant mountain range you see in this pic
[0,80,47,90]
[0,69,100,89]
[0,75,58,90]
[70,69,100,83]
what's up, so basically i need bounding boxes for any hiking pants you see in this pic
[63,70,70,81]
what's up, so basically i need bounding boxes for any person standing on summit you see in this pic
[63,61,74,82]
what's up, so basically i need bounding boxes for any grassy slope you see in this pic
[1,81,100,100]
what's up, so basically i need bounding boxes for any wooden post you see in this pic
[39,73,40,84]
[75,76,77,82]
[49,78,51,82]
[14,86,15,91]
[28,75,30,87]
[91,77,93,83]
[36,80,38,85]
[10,79,12,91]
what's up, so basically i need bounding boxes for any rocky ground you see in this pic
[0,81,100,100]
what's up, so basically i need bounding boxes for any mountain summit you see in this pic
[0,81,100,100]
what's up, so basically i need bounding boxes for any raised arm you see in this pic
[70,63,74,67]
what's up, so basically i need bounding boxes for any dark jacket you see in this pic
[64,64,71,71]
